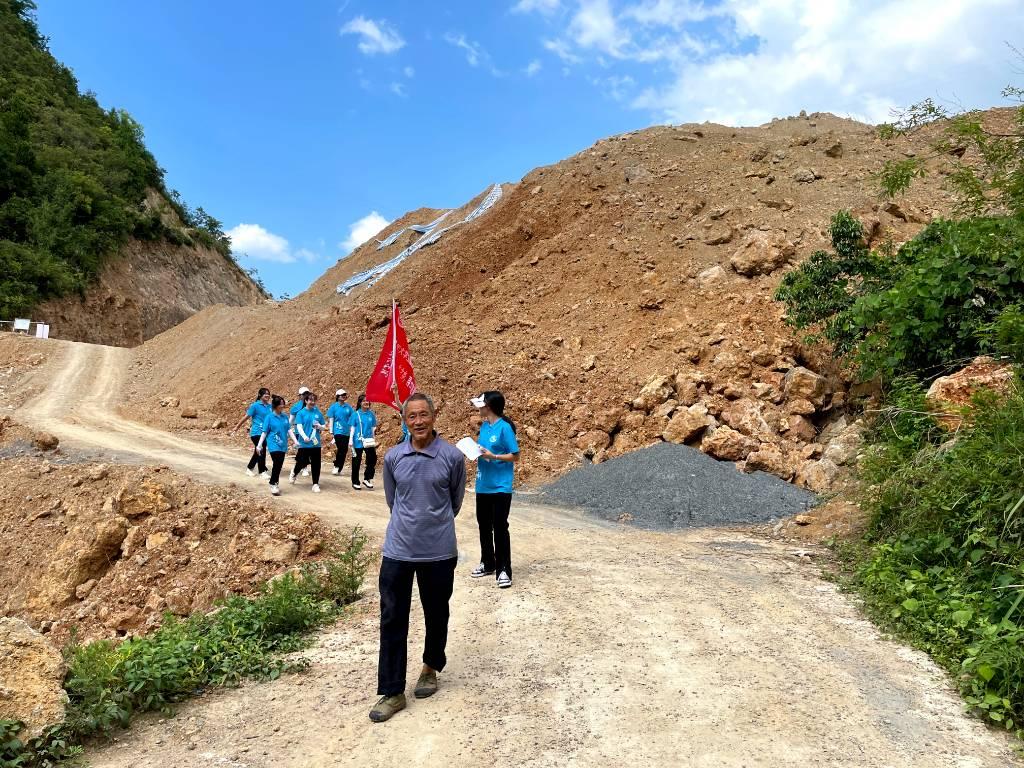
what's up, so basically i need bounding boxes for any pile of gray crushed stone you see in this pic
[524,442,817,529]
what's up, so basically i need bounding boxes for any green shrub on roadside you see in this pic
[846,383,1024,734]
[6,527,370,767]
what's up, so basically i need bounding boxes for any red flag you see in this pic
[365,301,417,412]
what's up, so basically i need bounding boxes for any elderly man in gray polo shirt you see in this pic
[370,392,467,723]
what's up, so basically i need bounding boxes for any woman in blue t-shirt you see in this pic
[470,390,520,589]
[290,392,327,493]
[349,393,379,490]
[326,388,355,476]
[231,387,272,478]
[257,395,292,496]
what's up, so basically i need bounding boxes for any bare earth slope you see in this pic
[10,339,1019,766]
[33,237,267,347]
[122,109,980,487]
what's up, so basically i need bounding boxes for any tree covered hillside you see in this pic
[0,0,238,318]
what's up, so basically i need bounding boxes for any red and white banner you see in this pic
[365,300,417,412]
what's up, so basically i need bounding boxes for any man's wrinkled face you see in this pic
[405,399,434,441]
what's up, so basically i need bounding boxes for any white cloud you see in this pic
[525,59,543,76]
[444,32,503,75]
[227,224,293,263]
[390,81,408,97]
[512,0,561,13]
[227,225,320,264]
[340,16,405,55]
[341,212,391,253]
[403,65,415,78]
[530,0,1018,127]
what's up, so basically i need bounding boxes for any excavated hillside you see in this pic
[123,110,976,487]
[33,237,268,347]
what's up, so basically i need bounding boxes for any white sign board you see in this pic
[35,323,49,339]
[13,318,30,332]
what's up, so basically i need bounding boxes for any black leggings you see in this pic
[476,492,513,578]
[293,447,321,484]
[247,435,267,473]
[269,451,286,485]
[352,446,377,485]
[333,434,350,470]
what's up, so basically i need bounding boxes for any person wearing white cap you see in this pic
[327,388,355,476]
[469,391,519,589]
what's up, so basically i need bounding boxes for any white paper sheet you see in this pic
[456,437,483,460]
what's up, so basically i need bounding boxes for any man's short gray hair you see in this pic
[402,392,435,417]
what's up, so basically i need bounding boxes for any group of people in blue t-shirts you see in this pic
[232,385,382,496]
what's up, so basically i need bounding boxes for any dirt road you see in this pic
[16,340,1020,767]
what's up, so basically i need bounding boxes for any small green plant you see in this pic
[3,528,369,766]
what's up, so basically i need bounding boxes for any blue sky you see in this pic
[37,0,1020,298]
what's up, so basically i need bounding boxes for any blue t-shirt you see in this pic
[476,418,519,494]
[246,400,272,437]
[294,407,325,448]
[289,400,305,419]
[327,402,355,435]
[262,412,291,453]
[352,409,378,449]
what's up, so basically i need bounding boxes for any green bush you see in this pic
[0,0,247,318]
[846,382,1024,734]
[5,527,369,766]
[776,213,1024,380]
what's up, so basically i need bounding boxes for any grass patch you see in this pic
[1,527,370,767]
[835,380,1024,736]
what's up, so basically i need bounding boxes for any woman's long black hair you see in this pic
[356,393,367,409]
[482,390,516,433]
[271,395,285,409]
[257,387,270,399]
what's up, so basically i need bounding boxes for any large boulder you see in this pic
[117,479,175,519]
[745,444,796,481]
[32,432,59,451]
[632,375,675,412]
[797,458,841,492]
[663,403,716,444]
[730,231,796,276]
[720,399,776,442]
[30,513,128,610]
[0,618,68,739]
[823,423,865,466]
[783,366,829,406]
[926,356,1015,429]
[575,429,612,458]
[701,426,758,461]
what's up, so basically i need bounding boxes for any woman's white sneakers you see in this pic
[362,479,374,489]
[311,484,321,493]
[260,471,271,479]
[497,571,513,589]
[331,467,341,475]
[289,471,297,485]
[470,563,495,578]
[245,468,256,477]
[270,484,281,496]
[352,483,362,490]
[301,468,311,477]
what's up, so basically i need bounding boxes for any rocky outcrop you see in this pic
[34,238,267,347]
[0,618,68,739]
[926,356,1015,429]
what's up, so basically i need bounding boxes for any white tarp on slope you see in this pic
[338,184,503,295]
[375,211,452,250]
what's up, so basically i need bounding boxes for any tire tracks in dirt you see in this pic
[15,340,1021,767]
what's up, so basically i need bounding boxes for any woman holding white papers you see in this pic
[350,394,379,490]
[469,391,519,589]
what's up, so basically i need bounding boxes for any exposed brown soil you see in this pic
[0,454,335,645]
[34,237,267,348]
[119,111,1012,491]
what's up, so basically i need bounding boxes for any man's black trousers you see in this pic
[377,556,457,696]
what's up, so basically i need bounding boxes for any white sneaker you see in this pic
[270,484,281,496]
[246,468,256,477]
[363,479,374,489]
[352,483,362,491]
[302,468,310,477]
[471,563,495,579]
[260,471,271,479]
[497,571,512,589]
[331,467,340,476]
[311,484,321,493]
[289,471,296,485]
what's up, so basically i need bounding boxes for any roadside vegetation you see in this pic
[777,83,1024,735]
[0,528,370,767]
[0,0,250,320]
